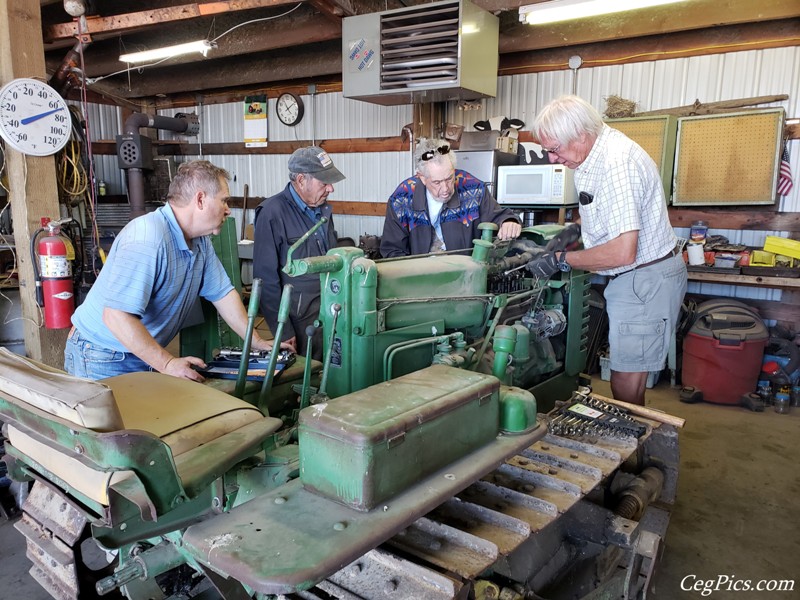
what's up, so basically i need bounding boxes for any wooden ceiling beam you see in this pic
[499,18,800,75]
[308,0,350,19]
[498,0,800,53]
[473,0,546,13]
[44,0,300,42]
[97,40,344,98]
[48,9,341,77]
[304,0,413,22]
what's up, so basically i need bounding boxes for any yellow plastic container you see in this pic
[749,250,775,267]
[763,236,800,260]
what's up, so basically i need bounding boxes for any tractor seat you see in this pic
[0,348,283,506]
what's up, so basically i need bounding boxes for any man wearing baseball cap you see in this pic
[253,146,345,359]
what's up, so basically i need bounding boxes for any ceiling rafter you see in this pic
[44,0,300,42]
[37,0,800,101]
[49,7,339,77]
[307,0,351,19]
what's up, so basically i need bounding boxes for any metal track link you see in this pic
[14,483,88,600]
[314,416,649,599]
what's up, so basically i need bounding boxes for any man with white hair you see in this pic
[381,139,521,257]
[528,95,687,405]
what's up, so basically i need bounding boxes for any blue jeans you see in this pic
[64,328,154,380]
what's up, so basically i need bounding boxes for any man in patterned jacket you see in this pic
[380,139,521,257]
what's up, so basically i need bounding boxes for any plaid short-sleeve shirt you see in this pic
[575,125,676,276]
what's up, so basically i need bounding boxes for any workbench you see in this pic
[686,271,800,290]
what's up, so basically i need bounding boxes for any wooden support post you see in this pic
[1,0,69,366]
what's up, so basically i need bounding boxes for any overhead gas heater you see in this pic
[519,0,688,25]
[343,0,499,105]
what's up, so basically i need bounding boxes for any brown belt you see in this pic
[607,248,678,280]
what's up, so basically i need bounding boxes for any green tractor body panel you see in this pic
[298,365,500,511]
[375,254,488,330]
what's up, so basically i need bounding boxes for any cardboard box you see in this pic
[495,136,518,154]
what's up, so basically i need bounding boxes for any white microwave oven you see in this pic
[496,164,577,206]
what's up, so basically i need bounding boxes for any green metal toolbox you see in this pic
[298,365,500,511]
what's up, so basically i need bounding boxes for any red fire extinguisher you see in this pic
[36,218,75,329]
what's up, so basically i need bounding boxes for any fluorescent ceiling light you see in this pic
[119,40,216,64]
[519,0,687,25]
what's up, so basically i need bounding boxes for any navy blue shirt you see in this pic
[289,185,329,252]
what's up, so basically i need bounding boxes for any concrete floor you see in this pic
[1,378,797,599]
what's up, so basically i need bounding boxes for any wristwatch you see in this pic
[557,251,571,272]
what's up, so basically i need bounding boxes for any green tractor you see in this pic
[0,224,680,600]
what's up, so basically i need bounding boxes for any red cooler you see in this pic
[682,300,768,405]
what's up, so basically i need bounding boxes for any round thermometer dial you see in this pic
[0,78,72,156]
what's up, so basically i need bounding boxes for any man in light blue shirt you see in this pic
[66,160,275,381]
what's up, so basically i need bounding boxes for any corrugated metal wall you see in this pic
[156,98,413,243]
[68,100,126,195]
[450,46,800,304]
[86,46,798,302]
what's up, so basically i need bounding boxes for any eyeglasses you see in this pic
[542,142,561,155]
[421,145,451,161]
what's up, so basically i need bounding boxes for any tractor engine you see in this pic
[287,225,590,410]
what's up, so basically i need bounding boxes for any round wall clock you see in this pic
[0,78,72,156]
[276,92,304,126]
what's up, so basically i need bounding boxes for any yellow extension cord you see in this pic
[56,106,89,200]
[56,105,106,265]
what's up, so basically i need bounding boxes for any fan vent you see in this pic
[380,1,460,91]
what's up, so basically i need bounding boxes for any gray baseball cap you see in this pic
[288,146,346,185]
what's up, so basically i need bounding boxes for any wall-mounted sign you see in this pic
[244,95,268,148]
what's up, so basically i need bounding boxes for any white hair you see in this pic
[531,95,604,147]
[415,138,457,176]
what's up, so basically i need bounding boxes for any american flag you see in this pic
[777,142,794,197]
